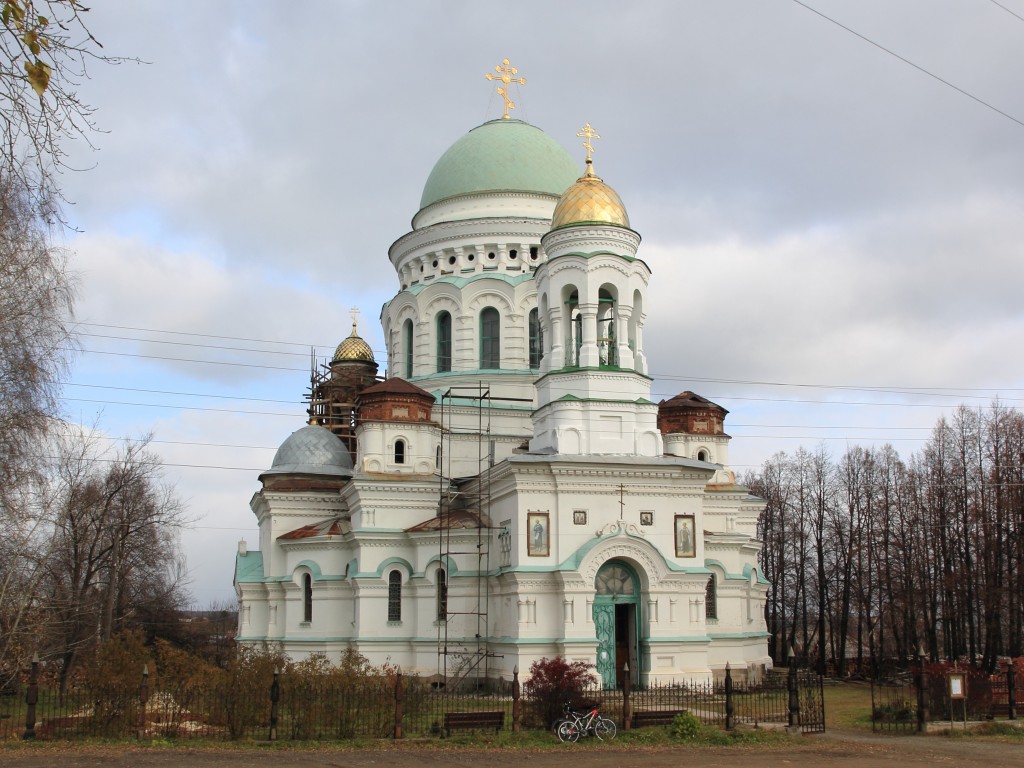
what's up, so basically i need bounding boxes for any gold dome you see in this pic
[332,320,375,363]
[550,159,630,230]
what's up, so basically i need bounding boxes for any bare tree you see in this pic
[38,433,189,691]
[0,0,125,216]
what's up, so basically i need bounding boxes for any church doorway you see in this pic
[593,560,639,688]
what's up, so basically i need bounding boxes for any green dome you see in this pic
[420,120,580,209]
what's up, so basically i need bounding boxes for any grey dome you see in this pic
[263,425,353,477]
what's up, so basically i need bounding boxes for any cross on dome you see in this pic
[485,58,526,120]
[577,122,601,177]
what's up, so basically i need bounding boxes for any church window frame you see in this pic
[528,308,543,369]
[302,573,313,624]
[436,569,448,623]
[387,570,402,623]
[706,574,718,621]
[436,311,452,372]
[394,438,406,465]
[480,307,500,369]
[403,319,414,378]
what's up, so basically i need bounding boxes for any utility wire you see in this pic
[988,0,1024,24]
[791,0,1024,130]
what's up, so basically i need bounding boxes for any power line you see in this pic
[68,382,302,405]
[63,397,300,417]
[988,0,1024,24]
[74,321,338,350]
[791,0,1024,130]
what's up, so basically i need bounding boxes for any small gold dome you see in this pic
[550,160,630,230]
[332,320,375,363]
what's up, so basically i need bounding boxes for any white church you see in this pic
[235,64,771,687]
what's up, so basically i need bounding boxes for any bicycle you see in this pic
[554,702,617,742]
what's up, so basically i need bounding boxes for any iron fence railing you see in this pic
[0,664,826,742]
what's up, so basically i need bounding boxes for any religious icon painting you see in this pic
[674,514,696,558]
[527,512,549,557]
[573,510,587,526]
[640,511,654,526]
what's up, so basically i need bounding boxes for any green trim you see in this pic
[534,367,654,385]
[705,559,753,582]
[376,557,414,578]
[548,247,637,261]
[403,271,535,296]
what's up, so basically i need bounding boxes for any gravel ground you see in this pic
[0,730,1021,768]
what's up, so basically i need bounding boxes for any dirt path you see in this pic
[0,731,1021,768]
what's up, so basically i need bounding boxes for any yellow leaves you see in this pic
[24,58,49,97]
[3,1,55,96]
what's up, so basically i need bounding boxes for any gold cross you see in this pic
[485,58,526,120]
[577,122,601,163]
[350,306,360,333]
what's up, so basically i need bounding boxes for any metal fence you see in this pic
[870,658,1022,733]
[0,663,825,741]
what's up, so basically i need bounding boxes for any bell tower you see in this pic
[530,125,662,457]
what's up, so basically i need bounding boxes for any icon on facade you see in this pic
[674,514,696,558]
[527,511,549,556]
[573,510,587,526]
[640,511,653,526]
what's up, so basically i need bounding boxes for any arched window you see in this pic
[403,319,414,378]
[595,562,636,597]
[436,569,448,622]
[303,573,313,623]
[388,570,402,622]
[697,449,709,462]
[437,311,452,372]
[528,308,543,369]
[706,575,717,620]
[394,439,406,464]
[480,307,500,369]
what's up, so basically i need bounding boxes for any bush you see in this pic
[669,711,704,741]
[522,656,596,728]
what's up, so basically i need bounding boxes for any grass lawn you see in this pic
[823,682,873,730]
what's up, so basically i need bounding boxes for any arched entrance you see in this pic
[593,560,639,688]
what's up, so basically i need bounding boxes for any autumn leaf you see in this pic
[24,58,50,96]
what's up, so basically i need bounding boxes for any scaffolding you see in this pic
[304,350,380,463]
[435,384,536,688]
[436,383,496,689]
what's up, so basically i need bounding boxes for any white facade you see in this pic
[235,117,771,686]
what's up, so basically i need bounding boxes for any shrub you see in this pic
[669,711,704,741]
[522,656,596,728]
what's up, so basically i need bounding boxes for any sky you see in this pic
[49,0,1024,606]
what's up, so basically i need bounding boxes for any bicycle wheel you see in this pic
[594,717,617,740]
[556,719,581,743]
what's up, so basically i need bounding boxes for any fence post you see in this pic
[267,667,279,741]
[787,646,799,728]
[724,663,734,730]
[393,670,404,739]
[917,642,928,732]
[138,664,149,740]
[622,662,631,732]
[512,665,521,734]
[23,652,39,740]
[1008,663,1016,721]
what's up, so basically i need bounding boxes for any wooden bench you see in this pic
[443,710,505,737]
[630,709,687,728]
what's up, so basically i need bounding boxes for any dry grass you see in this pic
[822,682,874,730]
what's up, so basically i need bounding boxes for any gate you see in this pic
[797,669,826,733]
[870,675,918,733]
